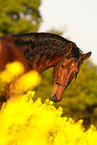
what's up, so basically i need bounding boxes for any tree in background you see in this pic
[0,0,41,35]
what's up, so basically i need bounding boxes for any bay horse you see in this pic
[0,32,91,107]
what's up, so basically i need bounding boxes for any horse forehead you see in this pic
[62,58,72,66]
[62,59,79,71]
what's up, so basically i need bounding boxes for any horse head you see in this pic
[51,51,91,102]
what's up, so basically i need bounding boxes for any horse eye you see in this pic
[61,64,64,69]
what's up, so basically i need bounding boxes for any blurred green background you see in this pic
[0,0,97,129]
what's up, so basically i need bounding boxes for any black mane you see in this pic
[12,32,83,66]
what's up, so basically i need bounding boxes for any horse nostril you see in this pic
[51,94,57,101]
[51,94,61,102]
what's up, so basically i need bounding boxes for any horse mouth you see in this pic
[51,94,62,102]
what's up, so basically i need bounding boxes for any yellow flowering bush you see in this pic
[0,61,97,145]
[0,61,24,95]
[0,61,24,83]
[0,91,97,145]
[0,61,41,96]
[14,70,41,94]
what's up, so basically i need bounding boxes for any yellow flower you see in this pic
[0,61,24,83]
[0,61,41,96]
[14,70,41,93]
[0,91,97,145]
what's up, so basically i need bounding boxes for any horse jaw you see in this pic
[51,84,66,102]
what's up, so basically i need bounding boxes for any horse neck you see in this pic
[32,54,63,73]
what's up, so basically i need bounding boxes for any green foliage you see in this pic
[34,68,53,102]
[0,0,41,35]
[34,60,97,128]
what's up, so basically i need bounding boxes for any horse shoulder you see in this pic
[0,35,30,72]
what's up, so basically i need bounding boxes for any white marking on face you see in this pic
[71,63,75,67]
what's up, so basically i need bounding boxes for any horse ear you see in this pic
[82,51,92,61]
[66,43,73,55]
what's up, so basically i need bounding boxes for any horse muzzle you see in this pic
[51,94,62,102]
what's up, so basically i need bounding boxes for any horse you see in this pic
[0,32,91,107]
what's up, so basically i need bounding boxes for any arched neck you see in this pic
[32,54,64,73]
